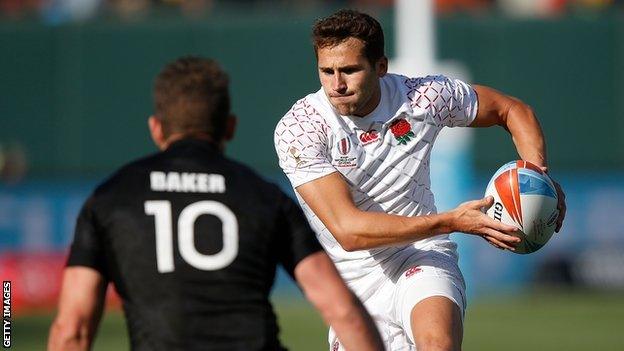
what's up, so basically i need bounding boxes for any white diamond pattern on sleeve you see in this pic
[274,98,336,188]
[405,75,478,128]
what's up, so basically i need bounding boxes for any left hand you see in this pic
[541,167,566,233]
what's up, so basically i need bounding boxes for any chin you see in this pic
[333,104,356,116]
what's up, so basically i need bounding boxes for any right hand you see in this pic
[448,196,521,251]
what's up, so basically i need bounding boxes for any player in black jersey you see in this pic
[48,56,384,351]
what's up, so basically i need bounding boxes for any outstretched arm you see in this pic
[48,267,107,351]
[470,85,566,232]
[295,251,384,351]
[296,172,520,251]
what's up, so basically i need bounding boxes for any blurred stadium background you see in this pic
[1,0,624,350]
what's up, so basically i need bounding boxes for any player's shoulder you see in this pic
[90,152,162,199]
[91,150,287,206]
[397,73,451,92]
[277,93,327,124]
[100,149,269,187]
[225,156,278,187]
[379,73,454,101]
[398,74,472,106]
[274,93,331,140]
[226,158,294,209]
[401,74,471,95]
[75,153,161,219]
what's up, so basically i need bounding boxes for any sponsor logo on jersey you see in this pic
[405,266,422,278]
[390,118,415,145]
[358,129,380,145]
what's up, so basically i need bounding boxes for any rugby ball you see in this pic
[484,160,559,254]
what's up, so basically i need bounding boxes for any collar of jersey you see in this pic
[167,137,220,153]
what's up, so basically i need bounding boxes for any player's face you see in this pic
[317,37,387,117]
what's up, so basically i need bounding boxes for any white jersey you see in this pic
[274,73,478,291]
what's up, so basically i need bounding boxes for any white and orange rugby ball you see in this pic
[484,160,559,254]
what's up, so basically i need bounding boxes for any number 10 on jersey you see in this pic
[144,200,239,273]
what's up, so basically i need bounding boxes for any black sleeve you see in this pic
[276,193,323,277]
[66,196,109,279]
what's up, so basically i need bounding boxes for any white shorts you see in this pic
[328,249,466,351]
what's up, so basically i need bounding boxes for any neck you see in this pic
[161,132,221,151]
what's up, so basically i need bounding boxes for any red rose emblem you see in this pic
[390,119,411,137]
[389,118,415,145]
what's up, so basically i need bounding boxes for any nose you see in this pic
[332,72,347,94]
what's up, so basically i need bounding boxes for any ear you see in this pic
[376,56,388,77]
[223,114,237,142]
[148,116,167,150]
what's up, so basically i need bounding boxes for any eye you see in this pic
[320,68,333,75]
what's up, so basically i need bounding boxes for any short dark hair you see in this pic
[312,9,385,64]
[153,56,231,141]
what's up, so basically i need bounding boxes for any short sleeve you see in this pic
[274,99,336,188]
[274,192,323,277]
[66,196,108,278]
[406,75,478,128]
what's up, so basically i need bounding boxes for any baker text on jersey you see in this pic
[150,171,226,193]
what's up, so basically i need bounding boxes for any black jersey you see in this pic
[67,138,322,351]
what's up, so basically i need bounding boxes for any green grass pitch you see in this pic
[10,290,624,350]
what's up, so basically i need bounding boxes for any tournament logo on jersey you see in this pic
[358,129,380,146]
[390,118,415,145]
[332,137,358,168]
[337,137,351,155]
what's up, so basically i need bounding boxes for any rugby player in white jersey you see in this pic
[274,9,566,351]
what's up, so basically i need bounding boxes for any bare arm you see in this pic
[295,251,384,351]
[48,267,107,351]
[470,85,547,166]
[470,85,566,232]
[296,172,520,251]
